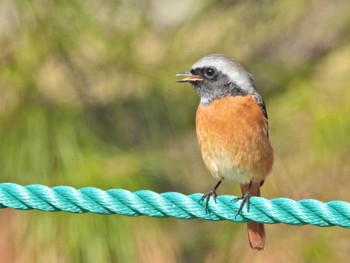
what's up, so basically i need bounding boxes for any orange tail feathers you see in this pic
[240,183,266,250]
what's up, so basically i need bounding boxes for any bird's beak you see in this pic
[176,72,203,83]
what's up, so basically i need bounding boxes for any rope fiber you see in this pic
[0,183,349,228]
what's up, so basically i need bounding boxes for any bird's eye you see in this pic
[203,67,217,79]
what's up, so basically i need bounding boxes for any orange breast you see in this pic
[196,96,273,184]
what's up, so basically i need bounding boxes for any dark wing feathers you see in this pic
[253,93,269,137]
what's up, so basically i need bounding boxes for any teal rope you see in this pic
[0,183,349,228]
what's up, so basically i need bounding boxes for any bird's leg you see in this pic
[200,178,224,213]
[231,180,253,217]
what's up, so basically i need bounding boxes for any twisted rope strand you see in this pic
[0,183,349,228]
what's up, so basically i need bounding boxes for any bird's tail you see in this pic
[240,183,265,250]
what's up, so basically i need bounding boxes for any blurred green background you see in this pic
[1,0,350,262]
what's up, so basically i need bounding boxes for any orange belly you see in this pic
[196,96,273,184]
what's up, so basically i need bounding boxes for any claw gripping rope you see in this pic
[0,183,349,228]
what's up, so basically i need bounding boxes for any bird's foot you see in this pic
[200,189,218,213]
[231,191,251,218]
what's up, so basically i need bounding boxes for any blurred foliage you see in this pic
[0,0,350,262]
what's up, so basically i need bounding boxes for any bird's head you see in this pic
[177,54,257,106]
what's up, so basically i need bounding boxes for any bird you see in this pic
[176,54,273,250]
